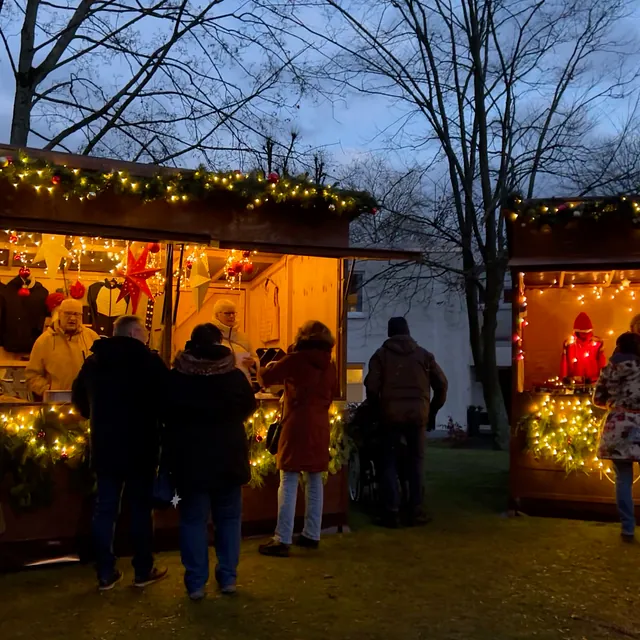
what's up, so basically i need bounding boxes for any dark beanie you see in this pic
[388,317,410,337]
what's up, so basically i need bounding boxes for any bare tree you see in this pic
[263,0,640,443]
[0,0,303,164]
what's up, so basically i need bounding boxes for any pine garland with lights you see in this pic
[0,153,378,217]
[0,402,348,508]
[518,395,609,474]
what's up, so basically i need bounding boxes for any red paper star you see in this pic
[117,247,161,313]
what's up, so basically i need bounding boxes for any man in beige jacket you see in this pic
[26,298,100,397]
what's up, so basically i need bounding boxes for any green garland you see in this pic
[517,394,609,475]
[0,402,348,510]
[0,152,378,217]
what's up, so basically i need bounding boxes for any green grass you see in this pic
[2,448,640,640]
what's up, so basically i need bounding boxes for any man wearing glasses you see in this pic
[26,298,100,398]
[212,299,255,378]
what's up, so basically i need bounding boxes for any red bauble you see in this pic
[227,267,237,278]
[37,430,46,439]
[18,266,30,278]
[267,171,280,184]
[147,242,161,254]
[60,452,69,461]
[256,434,263,443]
[70,280,86,299]
[242,262,254,275]
[242,250,252,259]
[51,174,61,185]
[9,233,18,244]
[232,261,243,275]
[185,259,194,270]
[18,286,30,297]
[46,292,65,312]
[371,207,378,215]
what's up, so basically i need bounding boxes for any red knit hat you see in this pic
[573,312,593,334]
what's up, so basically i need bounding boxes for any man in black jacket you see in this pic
[72,315,169,591]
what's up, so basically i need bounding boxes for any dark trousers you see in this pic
[93,472,155,582]
[179,485,242,594]
[380,424,425,513]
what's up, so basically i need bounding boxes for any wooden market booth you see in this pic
[505,194,640,519]
[0,146,416,571]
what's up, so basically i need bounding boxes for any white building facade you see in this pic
[345,261,512,429]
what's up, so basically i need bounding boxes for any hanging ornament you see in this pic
[147,242,161,254]
[0,156,12,166]
[116,246,161,313]
[33,234,71,272]
[37,430,46,440]
[242,250,251,259]
[18,266,30,279]
[255,434,263,443]
[242,262,254,275]
[60,451,69,461]
[185,258,194,271]
[70,280,86,300]
[51,174,61,186]
[18,286,30,297]
[9,233,19,244]
[224,249,255,287]
[267,171,280,184]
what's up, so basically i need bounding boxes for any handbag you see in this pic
[266,421,282,456]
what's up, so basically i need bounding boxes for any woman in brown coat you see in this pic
[258,321,337,557]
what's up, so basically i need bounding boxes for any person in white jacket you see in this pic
[212,299,255,378]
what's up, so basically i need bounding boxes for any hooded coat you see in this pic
[166,345,256,493]
[561,312,605,382]
[365,335,448,427]
[259,345,337,473]
[594,353,640,461]
[26,320,99,396]
[72,336,169,475]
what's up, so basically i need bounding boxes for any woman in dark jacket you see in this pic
[258,320,337,557]
[167,323,256,600]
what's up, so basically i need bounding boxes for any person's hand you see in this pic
[241,355,255,368]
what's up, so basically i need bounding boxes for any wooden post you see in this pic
[161,242,174,364]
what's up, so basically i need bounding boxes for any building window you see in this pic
[346,364,364,403]
[347,272,364,313]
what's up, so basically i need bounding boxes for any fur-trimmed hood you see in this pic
[173,345,236,376]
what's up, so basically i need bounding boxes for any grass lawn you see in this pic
[2,448,640,640]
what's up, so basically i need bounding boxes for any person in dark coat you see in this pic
[258,320,337,558]
[72,315,169,591]
[365,317,448,527]
[166,323,256,601]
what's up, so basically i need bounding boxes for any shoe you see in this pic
[189,589,206,602]
[621,533,636,544]
[134,566,168,588]
[98,570,123,592]
[258,540,290,557]
[220,583,237,595]
[294,534,320,549]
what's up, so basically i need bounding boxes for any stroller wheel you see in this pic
[348,447,362,502]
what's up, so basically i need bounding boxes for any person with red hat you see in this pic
[561,312,606,384]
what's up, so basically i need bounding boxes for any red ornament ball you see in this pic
[37,430,46,439]
[46,292,65,312]
[267,171,280,184]
[70,280,86,299]
[185,259,194,270]
[51,174,61,185]
[232,261,244,275]
[60,452,69,461]
[19,266,30,278]
[242,262,254,275]
[371,207,378,215]
[242,250,252,259]
[18,286,30,297]
[147,242,161,254]
[255,434,263,443]
[9,233,18,244]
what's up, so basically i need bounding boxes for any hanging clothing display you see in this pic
[0,276,49,353]
[87,280,129,336]
[259,279,280,344]
[560,312,606,383]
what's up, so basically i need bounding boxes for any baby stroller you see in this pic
[347,400,409,507]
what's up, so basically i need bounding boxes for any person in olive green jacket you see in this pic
[365,317,448,527]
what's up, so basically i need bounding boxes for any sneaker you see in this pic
[621,533,636,544]
[134,566,168,588]
[98,570,123,592]
[189,589,206,602]
[258,540,290,557]
[220,583,237,595]
[294,534,320,549]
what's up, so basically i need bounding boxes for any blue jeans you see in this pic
[179,485,242,593]
[275,471,323,545]
[93,473,155,582]
[613,460,636,536]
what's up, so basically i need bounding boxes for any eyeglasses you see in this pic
[62,312,82,318]
[223,311,237,316]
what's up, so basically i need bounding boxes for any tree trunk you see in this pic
[10,83,33,146]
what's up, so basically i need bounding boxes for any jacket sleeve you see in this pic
[259,353,299,387]
[364,350,383,400]
[236,371,258,420]
[25,336,51,397]
[428,352,448,414]
[593,364,612,409]
[71,360,91,419]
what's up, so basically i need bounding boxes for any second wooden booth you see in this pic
[0,146,415,570]
[506,195,640,519]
